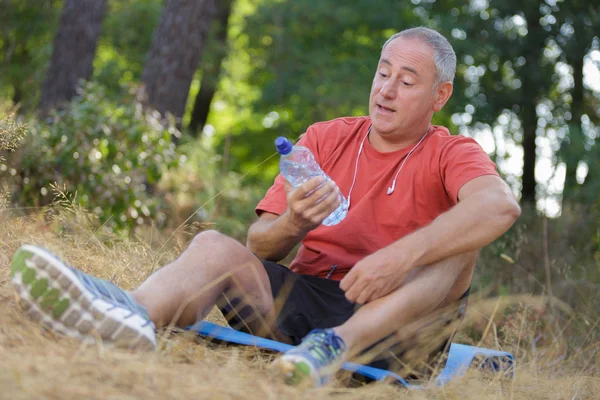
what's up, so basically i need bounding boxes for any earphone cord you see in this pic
[347,126,429,207]
[387,131,428,195]
[346,127,371,209]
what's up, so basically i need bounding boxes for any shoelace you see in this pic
[71,268,152,326]
[298,329,346,368]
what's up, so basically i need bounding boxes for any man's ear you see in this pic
[433,81,453,112]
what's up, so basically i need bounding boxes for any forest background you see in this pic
[0,0,599,398]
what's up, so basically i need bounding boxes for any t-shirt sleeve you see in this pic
[439,136,499,202]
[255,126,322,216]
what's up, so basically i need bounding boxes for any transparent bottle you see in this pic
[275,136,348,226]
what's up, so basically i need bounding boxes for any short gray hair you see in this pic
[382,27,456,88]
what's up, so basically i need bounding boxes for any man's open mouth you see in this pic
[376,104,395,112]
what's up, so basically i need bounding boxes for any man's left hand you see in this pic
[339,251,410,304]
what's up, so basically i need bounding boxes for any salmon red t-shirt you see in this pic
[256,116,498,281]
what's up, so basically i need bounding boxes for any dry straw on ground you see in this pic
[0,200,598,399]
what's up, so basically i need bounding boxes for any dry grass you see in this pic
[0,201,598,399]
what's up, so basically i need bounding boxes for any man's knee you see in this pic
[190,229,234,250]
[188,230,256,271]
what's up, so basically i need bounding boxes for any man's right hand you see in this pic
[282,176,342,234]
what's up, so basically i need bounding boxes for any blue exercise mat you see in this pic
[188,321,514,388]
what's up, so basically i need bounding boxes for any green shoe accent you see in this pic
[52,298,70,318]
[22,267,37,285]
[296,362,312,376]
[279,329,346,386]
[40,288,60,310]
[10,249,32,275]
[285,362,312,385]
[30,278,49,299]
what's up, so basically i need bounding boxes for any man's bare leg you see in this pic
[334,251,477,361]
[10,230,282,350]
[275,251,477,384]
[131,230,278,336]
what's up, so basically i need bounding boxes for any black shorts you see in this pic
[220,259,469,378]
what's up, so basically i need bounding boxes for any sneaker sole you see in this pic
[10,245,156,350]
[277,355,321,386]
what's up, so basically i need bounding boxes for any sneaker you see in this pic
[10,244,156,350]
[277,328,347,386]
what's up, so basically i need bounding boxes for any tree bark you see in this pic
[521,100,537,205]
[563,56,585,200]
[188,0,233,134]
[40,0,107,114]
[141,0,217,124]
[12,85,22,106]
[518,12,545,206]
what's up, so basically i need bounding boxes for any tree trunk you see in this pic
[11,44,27,108]
[141,0,217,124]
[12,85,22,106]
[518,12,545,206]
[563,57,585,200]
[40,0,107,114]
[521,101,537,205]
[188,0,233,134]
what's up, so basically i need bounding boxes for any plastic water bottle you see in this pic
[275,136,348,226]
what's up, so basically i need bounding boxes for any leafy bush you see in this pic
[159,136,266,241]
[93,0,163,97]
[0,111,27,162]
[0,110,27,209]
[2,81,181,233]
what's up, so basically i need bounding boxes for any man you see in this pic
[10,27,520,387]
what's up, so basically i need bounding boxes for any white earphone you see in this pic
[346,126,427,209]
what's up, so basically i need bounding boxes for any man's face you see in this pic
[369,37,443,138]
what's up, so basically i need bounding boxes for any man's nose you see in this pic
[380,79,397,99]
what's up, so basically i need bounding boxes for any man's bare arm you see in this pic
[398,174,520,269]
[246,212,304,261]
[247,177,341,261]
[341,175,520,303]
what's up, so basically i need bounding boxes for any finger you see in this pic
[355,286,372,305]
[283,180,293,194]
[291,182,339,223]
[307,179,337,204]
[339,268,357,292]
[344,284,359,303]
[310,181,341,205]
[344,280,364,304]
[306,182,342,215]
[309,185,342,218]
[286,177,324,209]
[293,176,326,200]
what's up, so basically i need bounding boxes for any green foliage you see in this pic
[210,0,599,207]
[1,0,599,234]
[0,0,162,107]
[2,81,181,234]
[93,0,162,96]
[476,204,600,291]
[426,0,600,205]
[213,0,485,182]
[0,112,26,156]
[0,0,63,110]
[216,0,421,179]
[0,110,26,209]
[159,136,266,241]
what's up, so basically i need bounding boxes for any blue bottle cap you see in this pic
[275,136,293,155]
